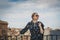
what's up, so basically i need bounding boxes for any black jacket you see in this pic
[20,21,44,40]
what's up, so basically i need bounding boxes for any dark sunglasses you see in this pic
[35,15,39,17]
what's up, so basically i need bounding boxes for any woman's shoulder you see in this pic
[37,21,42,23]
[38,21,44,26]
[27,21,32,25]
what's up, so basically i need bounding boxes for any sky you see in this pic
[0,0,60,29]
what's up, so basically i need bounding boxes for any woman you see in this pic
[20,13,44,40]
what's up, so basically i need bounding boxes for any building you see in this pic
[0,20,8,40]
[44,27,52,40]
[50,29,60,40]
[44,27,60,40]
[44,27,52,35]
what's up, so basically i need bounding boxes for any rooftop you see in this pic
[0,20,8,25]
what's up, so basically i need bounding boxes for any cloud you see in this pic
[39,12,60,28]
[0,0,60,29]
[0,0,11,9]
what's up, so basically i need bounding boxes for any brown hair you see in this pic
[31,12,39,19]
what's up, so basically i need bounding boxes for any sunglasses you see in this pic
[35,15,39,17]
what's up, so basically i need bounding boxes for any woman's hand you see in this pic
[39,23,44,34]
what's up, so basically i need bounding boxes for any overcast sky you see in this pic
[0,0,60,29]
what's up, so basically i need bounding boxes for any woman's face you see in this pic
[33,14,39,20]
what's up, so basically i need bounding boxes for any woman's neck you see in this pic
[32,20,38,23]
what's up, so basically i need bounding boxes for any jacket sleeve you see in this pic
[20,22,30,34]
[41,22,44,31]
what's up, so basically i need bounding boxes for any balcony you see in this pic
[0,35,60,40]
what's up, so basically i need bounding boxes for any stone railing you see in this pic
[0,34,60,40]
